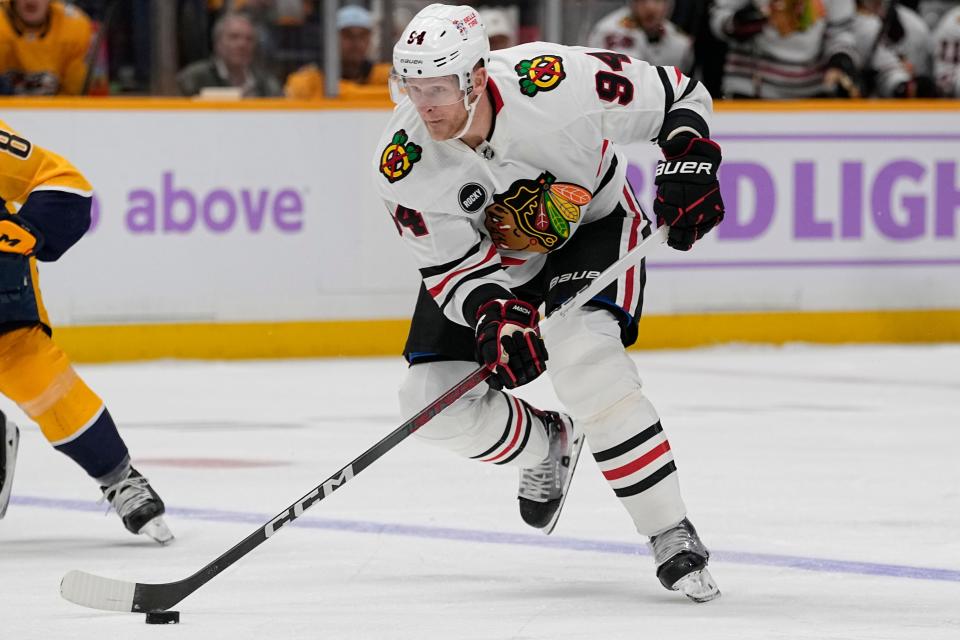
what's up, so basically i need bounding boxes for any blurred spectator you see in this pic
[284,5,390,99]
[177,11,282,97]
[207,0,292,72]
[479,6,516,50]
[932,4,960,95]
[855,0,936,96]
[588,0,694,72]
[0,0,93,95]
[711,0,862,98]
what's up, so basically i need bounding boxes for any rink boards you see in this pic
[2,98,958,359]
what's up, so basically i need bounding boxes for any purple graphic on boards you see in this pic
[627,159,959,241]
[88,171,305,235]
[82,157,960,243]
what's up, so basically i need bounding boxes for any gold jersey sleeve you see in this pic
[0,1,93,95]
[0,118,92,211]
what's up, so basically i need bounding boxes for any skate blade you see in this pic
[0,425,20,520]
[674,568,721,603]
[541,433,586,536]
[139,516,175,545]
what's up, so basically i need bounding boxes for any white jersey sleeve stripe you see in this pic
[425,242,500,301]
[31,185,94,198]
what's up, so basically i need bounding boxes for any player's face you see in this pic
[14,0,51,26]
[631,0,668,32]
[405,75,469,140]
[340,27,372,67]
[217,17,257,69]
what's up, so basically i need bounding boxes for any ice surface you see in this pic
[2,344,959,639]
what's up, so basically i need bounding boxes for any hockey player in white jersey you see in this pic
[588,0,694,72]
[852,4,912,96]
[374,4,724,602]
[711,0,862,98]
[933,5,960,96]
[854,0,937,97]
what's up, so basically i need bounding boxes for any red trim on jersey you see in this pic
[674,66,682,85]
[602,441,672,481]
[620,186,643,311]
[488,77,504,114]
[427,244,498,298]
[482,396,524,463]
[501,256,527,267]
[597,139,610,176]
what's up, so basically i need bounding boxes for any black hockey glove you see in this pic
[726,3,767,42]
[654,137,725,251]
[475,299,547,390]
[892,76,940,98]
[824,53,861,98]
[0,213,42,256]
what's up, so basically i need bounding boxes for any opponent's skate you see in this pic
[101,467,173,544]
[0,410,20,519]
[518,412,584,534]
[649,517,720,602]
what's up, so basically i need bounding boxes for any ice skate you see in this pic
[100,467,174,545]
[1,410,20,519]
[518,412,584,535]
[649,517,720,602]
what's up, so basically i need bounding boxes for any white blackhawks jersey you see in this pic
[933,6,960,96]
[893,5,934,79]
[852,13,910,96]
[711,0,860,98]
[587,8,694,72]
[373,42,712,327]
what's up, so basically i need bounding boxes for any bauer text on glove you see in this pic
[654,137,725,251]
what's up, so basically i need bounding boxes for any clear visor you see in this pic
[389,71,467,107]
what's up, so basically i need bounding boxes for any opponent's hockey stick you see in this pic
[861,0,902,96]
[60,225,669,615]
[80,0,123,96]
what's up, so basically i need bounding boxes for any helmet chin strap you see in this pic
[453,85,483,140]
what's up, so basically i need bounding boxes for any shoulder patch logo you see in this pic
[380,129,422,183]
[515,55,566,97]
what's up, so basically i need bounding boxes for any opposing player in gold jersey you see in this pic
[0,119,173,544]
[0,0,93,95]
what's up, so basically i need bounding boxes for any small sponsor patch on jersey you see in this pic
[380,129,422,183]
[483,171,592,253]
[458,183,488,213]
[515,55,566,97]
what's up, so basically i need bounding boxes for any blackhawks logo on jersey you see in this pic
[484,172,592,253]
[515,55,566,97]
[380,129,422,183]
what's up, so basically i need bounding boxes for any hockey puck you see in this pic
[145,611,180,624]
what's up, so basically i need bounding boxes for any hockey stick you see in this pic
[60,225,669,614]
[80,0,123,96]
[860,0,902,97]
